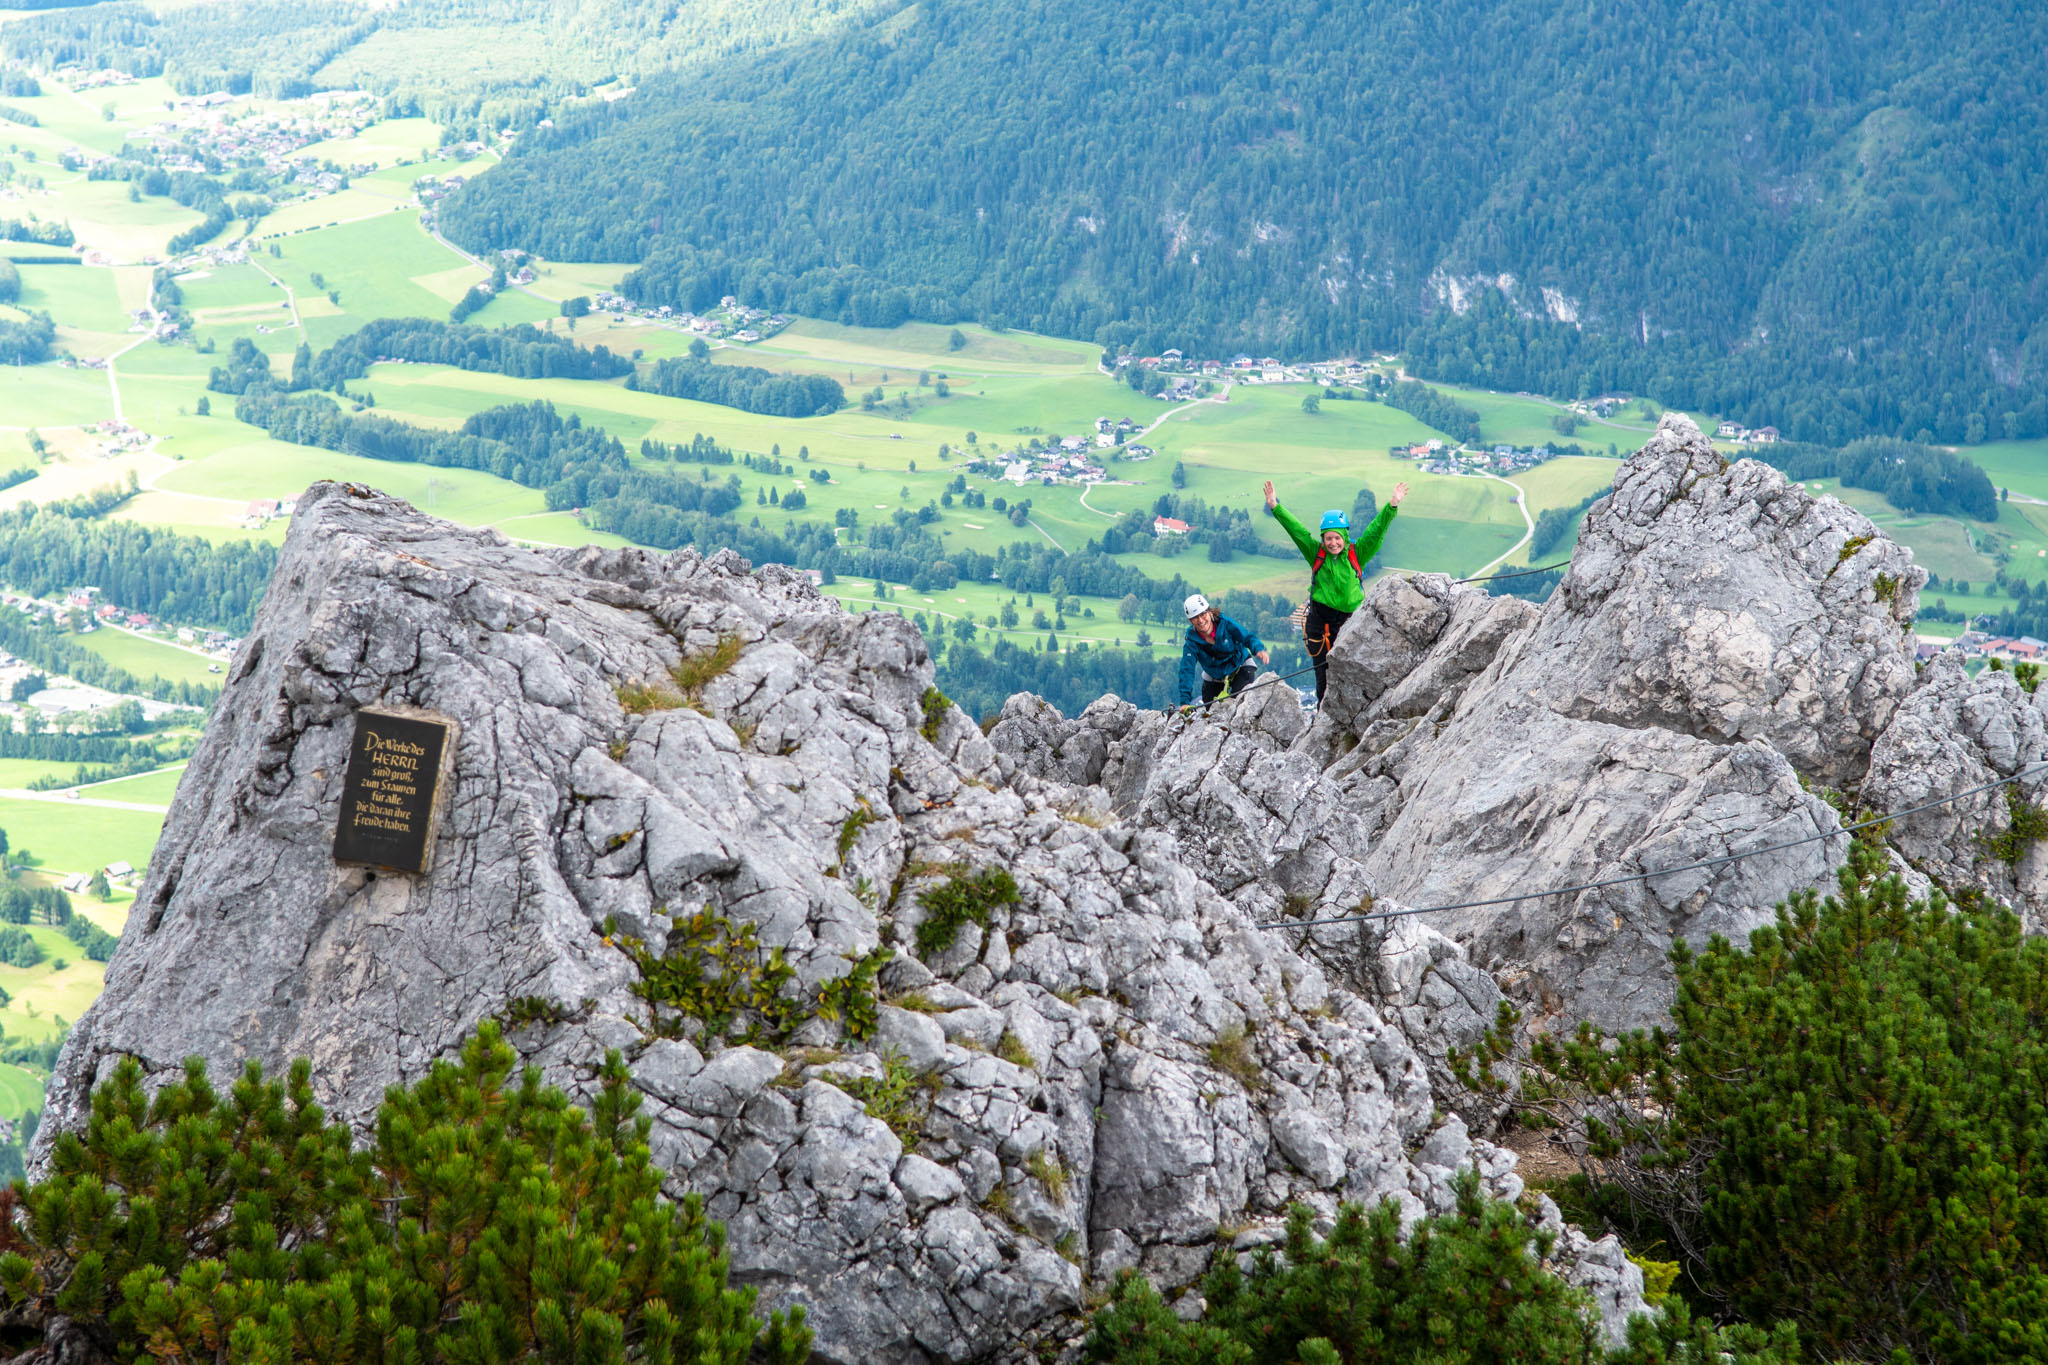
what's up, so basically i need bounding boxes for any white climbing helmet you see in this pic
[1183,593,1211,620]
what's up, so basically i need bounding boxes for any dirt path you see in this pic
[1132,384,1231,442]
[1468,472,1534,579]
[248,257,303,334]
[1077,483,1120,519]
[0,788,169,814]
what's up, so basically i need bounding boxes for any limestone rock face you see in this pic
[1533,416,1922,783]
[1307,573,1540,756]
[989,677,1511,1123]
[1864,652,2048,923]
[44,482,1583,1365]
[1349,417,1934,1027]
[997,417,1946,1032]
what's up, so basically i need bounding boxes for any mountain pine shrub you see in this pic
[0,1023,810,1364]
[1525,841,2048,1363]
[1084,1171,1799,1364]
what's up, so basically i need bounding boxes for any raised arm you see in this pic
[1352,500,1401,563]
[1266,492,1319,561]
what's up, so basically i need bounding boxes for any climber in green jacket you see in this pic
[1265,478,1406,702]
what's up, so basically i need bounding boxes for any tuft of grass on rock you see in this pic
[915,867,1021,957]
[1207,1022,1264,1092]
[1025,1146,1069,1203]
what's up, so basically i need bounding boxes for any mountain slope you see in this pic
[439,0,2048,443]
[0,0,893,128]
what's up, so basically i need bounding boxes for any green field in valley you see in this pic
[0,759,80,789]
[0,1063,44,1119]
[79,764,187,806]
[0,80,2039,1124]
[74,627,224,688]
[0,797,165,878]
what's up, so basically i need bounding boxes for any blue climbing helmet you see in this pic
[1318,509,1350,533]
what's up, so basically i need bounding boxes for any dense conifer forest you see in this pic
[432,0,2046,445]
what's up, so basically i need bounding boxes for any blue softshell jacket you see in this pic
[1175,612,1266,705]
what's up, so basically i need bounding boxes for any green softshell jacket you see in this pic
[1269,501,1398,613]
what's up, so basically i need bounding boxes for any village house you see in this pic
[1153,516,1190,537]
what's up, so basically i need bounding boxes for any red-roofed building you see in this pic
[1152,516,1190,536]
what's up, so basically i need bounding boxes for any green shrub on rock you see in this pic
[1084,1172,1798,1365]
[0,1023,810,1364]
[914,866,1019,956]
[1530,840,2048,1363]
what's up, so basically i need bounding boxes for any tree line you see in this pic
[0,312,54,366]
[299,317,634,387]
[234,390,629,491]
[1365,376,1483,447]
[626,356,844,418]
[0,218,71,247]
[1528,488,1610,559]
[0,610,217,707]
[0,506,277,633]
[1753,435,1998,521]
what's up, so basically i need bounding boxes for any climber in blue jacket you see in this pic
[1175,593,1269,708]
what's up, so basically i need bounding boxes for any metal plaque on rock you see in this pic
[333,709,452,874]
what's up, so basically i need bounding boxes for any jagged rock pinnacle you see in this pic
[41,481,1636,1363]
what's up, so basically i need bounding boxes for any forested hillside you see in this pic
[439,0,2048,445]
[0,0,890,133]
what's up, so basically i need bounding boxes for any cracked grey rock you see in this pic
[1349,418,1913,1028]
[896,1153,967,1213]
[1864,651,2048,924]
[44,481,1542,1365]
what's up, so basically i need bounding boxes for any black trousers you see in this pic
[1201,664,1260,705]
[1304,601,1353,702]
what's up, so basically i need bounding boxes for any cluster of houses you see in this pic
[14,588,236,660]
[61,864,134,894]
[241,496,297,529]
[1121,350,1389,393]
[125,306,180,341]
[86,419,150,455]
[1395,438,1563,478]
[988,449,1109,487]
[1948,631,2048,664]
[1090,417,1157,457]
[412,172,470,217]
[3,588,238,691]
[184,239,251,271]
[54,67,134,90]
[1713,420,1784,444]
[1569,395,1634,420]
[126,89,381,186]
[585,291,791,344]
[965,438,1145,488]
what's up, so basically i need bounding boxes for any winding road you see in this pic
[1467,472,1535,579]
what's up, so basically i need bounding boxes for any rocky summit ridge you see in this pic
[34,415,2047,1362]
